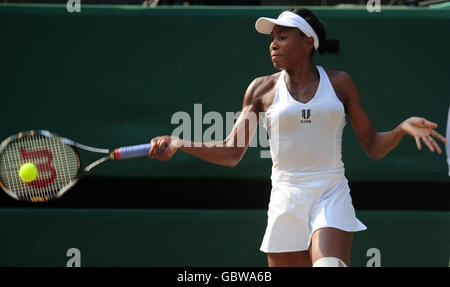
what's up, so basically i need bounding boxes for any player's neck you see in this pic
[284,61,317,89]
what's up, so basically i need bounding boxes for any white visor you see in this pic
[255,11,319,50]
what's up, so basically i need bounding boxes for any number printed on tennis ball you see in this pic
[19,162,38,183]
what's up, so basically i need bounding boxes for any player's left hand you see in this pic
[400,116,447,154]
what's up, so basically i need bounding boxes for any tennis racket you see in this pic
[0,130,157,202]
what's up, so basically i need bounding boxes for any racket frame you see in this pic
[0,130,110,202]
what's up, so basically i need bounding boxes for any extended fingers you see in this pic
[414,136,421,151]
[430,130,448,144]
[420,118,438,129]
[430,137,442,154]
[426,130,447,154]
[428,134,443,154]
[421,135,444,154]
[406,117,446,154]
[421,136,435,153]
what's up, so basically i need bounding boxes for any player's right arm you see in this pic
[148,77,266,167]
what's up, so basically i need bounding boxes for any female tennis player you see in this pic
[148,8,447,267]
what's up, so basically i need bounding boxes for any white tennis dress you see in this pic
[260,66,367,253]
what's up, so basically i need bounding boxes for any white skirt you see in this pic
[260,171,367,253]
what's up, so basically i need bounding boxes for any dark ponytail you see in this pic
[318,38,340,55]
[287,8,340,55]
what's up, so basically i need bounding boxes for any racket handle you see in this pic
[111,142,168,160]
[112,143,151,160]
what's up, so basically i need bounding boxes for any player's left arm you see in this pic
[329,70,447,160]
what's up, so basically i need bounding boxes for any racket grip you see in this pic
[112,143,151,160]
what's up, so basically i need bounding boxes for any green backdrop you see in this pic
[0,208,448,267]
[1,4,449,182]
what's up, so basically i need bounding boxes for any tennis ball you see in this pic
[19,163,38,183]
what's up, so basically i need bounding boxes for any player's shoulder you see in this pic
[252,72,281,84]
[242,72,280,110]
[324,68,359,98]
[324,69,356,87]
[247,72,281,96]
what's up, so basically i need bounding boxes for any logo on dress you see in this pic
[300,109,311,123]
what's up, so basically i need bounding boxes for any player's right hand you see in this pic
[148,135,178,161]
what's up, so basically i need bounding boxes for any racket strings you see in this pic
[0,135,79,201]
